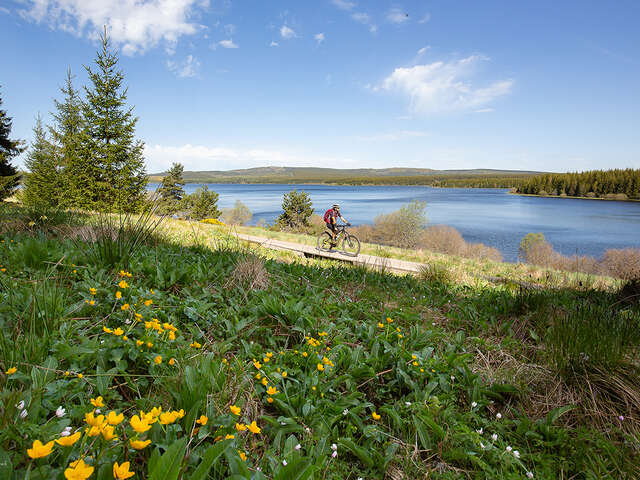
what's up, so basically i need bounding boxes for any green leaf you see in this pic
[188,440,231,480]
[148,438,187,480]
[339,438,374,468]
[546,405,576,425]
[0,448,13,479]
[273,458,315,480]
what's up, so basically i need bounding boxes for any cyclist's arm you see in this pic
[339,215,349,224]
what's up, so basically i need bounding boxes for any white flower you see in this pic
[125,319,131,324]
[282,460,287,466]
[56,406,66,417]
[513,450,520,458]
[295,444,301,450]
[496,413,502,419]
[491,434,498,441]
[526,472,534,479]
[331,443,338,451]
[405,402,412,406]
[60,430,71,437]
[471,402,478,408]
[476,428,483,434]
[280,422,287,426]
[95,409,101,414]
[480,442,486,450]
[450,376,455,381]
[505,446,512,453]
[343,409,349,416]
[20,409,28,419]
[64,426,72,432]
[16,401,25,410]
[619,415,625,421]
[332,451,338,458]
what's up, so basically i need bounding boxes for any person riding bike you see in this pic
[323,204,350,247]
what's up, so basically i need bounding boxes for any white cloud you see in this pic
[166,54,200,77]
[280,25,296,39]
[18,0,208,55]
[314,32,325,44]
[269,40,279,47]
[356,130,428,141]
[331,0,356,11]
[0,6,10,15]
[418,13,431,24]
[144,143,355,172]
[417,45,430,56]
[379,55,513,115]
[351,12,370,23]
[217,39,238,48]
[386,7,408,24]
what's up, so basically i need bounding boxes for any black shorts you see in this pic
[326,222,336,233]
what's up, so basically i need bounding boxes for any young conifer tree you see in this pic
[22,114,60,207]
[80,27,147,211]
[0,87,24,201]
[157,162,185,214]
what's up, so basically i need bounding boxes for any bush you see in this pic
[371,200,427,249]
[419,225,466,256]
[519,233,556,265]
[221,200,252,225]
[181,185,220,220]
[275,189,313,231]
[602,248,640,281]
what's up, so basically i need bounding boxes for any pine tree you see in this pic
[80,27,147,212]
[50,68,84,208]
[0,87,25,201]
[157,162,185,214]
[276,190,314,230]
[22,114,61,207]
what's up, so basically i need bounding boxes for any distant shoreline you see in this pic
[511,192,640,203]
[147,180,512,189]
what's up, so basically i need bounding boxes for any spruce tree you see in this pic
[50,68,85,208]
[22,114,61,207]
[80,28,147,212]
[157,162,185,214]
[0,87,24,201]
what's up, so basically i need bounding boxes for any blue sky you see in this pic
[1,0,639,173]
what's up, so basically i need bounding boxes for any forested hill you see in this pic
[516,168,640,200]
[149,166,543,187]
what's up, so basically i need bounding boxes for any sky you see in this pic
[1,0,639,174]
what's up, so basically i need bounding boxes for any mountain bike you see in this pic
[317,224,361,257]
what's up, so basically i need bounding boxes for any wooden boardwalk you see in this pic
[234,233,424,274]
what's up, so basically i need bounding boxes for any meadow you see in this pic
[1,204,639,479]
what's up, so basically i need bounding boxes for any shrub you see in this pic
[464,242,503,262]
[519,233,557,265]
[371,200,427,249]
[306,214,327,235]
[181,185,220,220]
[221,200,252,225]
[419,225,466,256]
[275,189,313,231]
[602,248,640,281]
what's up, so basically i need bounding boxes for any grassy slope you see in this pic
[1,212,638,479]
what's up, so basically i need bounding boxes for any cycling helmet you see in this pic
[332,204,340,209]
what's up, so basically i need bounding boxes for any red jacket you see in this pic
[324,208,339,224]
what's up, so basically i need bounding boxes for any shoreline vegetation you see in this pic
[512,191,640,202]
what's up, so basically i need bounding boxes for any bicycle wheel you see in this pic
[317,232,333,251]
[341,233,361,257]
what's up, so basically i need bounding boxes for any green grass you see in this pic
[0,207,638,479]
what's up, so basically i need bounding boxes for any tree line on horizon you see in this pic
[516,169,640,200]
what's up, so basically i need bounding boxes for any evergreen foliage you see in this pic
[21,114,61,207]
[0,88,24,200]
[517,169,640,200]
[157,162,185,214]
[182,185,220,220]
[275,189,314,230]
[79,28,147,211]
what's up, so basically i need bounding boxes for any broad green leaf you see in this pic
[188,439,231,480]
[148,438,187,480]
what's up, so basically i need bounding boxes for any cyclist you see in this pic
[323,204,351,247]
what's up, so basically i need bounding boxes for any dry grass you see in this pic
[225,254,271,292]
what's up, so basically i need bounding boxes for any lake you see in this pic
[148,183,640,262]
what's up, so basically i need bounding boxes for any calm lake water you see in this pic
[148,183,640,262]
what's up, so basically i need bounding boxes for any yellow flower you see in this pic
[224,434,235,440]
[56,431,81,446]
[121,303,130,311]
[85,411,105,427]
[130,415,151,433]
[255,373,261,379]
[282,371,287,378]
[247,421,261,434]
[159,411,179,425]
[146,341,153,348]
[107,411,124,425]
[122,335,128,341]
[267,397,274,403]
[411,354,417,359]
[190,341,202,349]
[196,415,208,425]
[64,371,70,376]
[113,328,124,336]
[103,326,113,333]
[302,352,308,357]
[90,396,104,408]
[317,363,324,372]
[377,322,384,328]
[261,377,268,386]
[118,280,129,289]
[115,291,122,299]
[230,405,241,416]
[89,300,95,306]
[89,288,97,295]
[238,451,247,461]
[322,356,331,365]
[372,412,381,420]
[143,299,152,307]
[5,367,16,375]
[27,439,55,458]
[386,317,393,323]
[176,409,185,418]
[253,360,262,369]
[113,461,135,479]
[85,425,102,437]
[101,425,118,441]
[168,331,176,341]
[64,459,94,480]
[136,340,144,346]
[169,358,176,366]
[235,422,246,432]
[266,386,279,395]
[150,288,155,294]
[154,355,162,365]
[319,331,328,336]
[397,334,403,339]
[129,438,151,450]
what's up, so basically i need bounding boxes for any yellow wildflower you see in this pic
[253,360,262,369]
[224,434,235,440]
[89,300,95,306]
[85,425,102,437]
[136,340,144,346]
[267,397,274,403]
[77,373,83,379]
[235,422,246,432]
[115,291,122,299]
[230,405,241,416]
[266,386,279,395]
[386,317,394,323]
[89,288,97,295]
[55,431,81,447]
[169,358,176,366]
[112,328,123,336]
[302,352,308,357]
[146,341,153,348]
[261,377,268,386]
[113,461,135,480]
[118,280,129,289]
[159,411,179,425]
[372,412,381,420]
[121,303,130,311]
[282,371,287,378]
[5,367,16,375]
[101,425,118,441]
[64,459,94,480]
[84,411,105,427]
[196,415,208,425]
[154,355,162,365]
[129,438,151,450]
[190,341,202,349]
[317,363,324,372]
[130,415,151,433]
[413,361,419,366]
[168,331,176,340]
[90,396,104,408]
[238,451,247,461]
[247,421,261,434]
[144,299,152,306]
[107,411,124,425]
[27,439,55,458]
[377,322,384,328]
[103,326,113,333]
